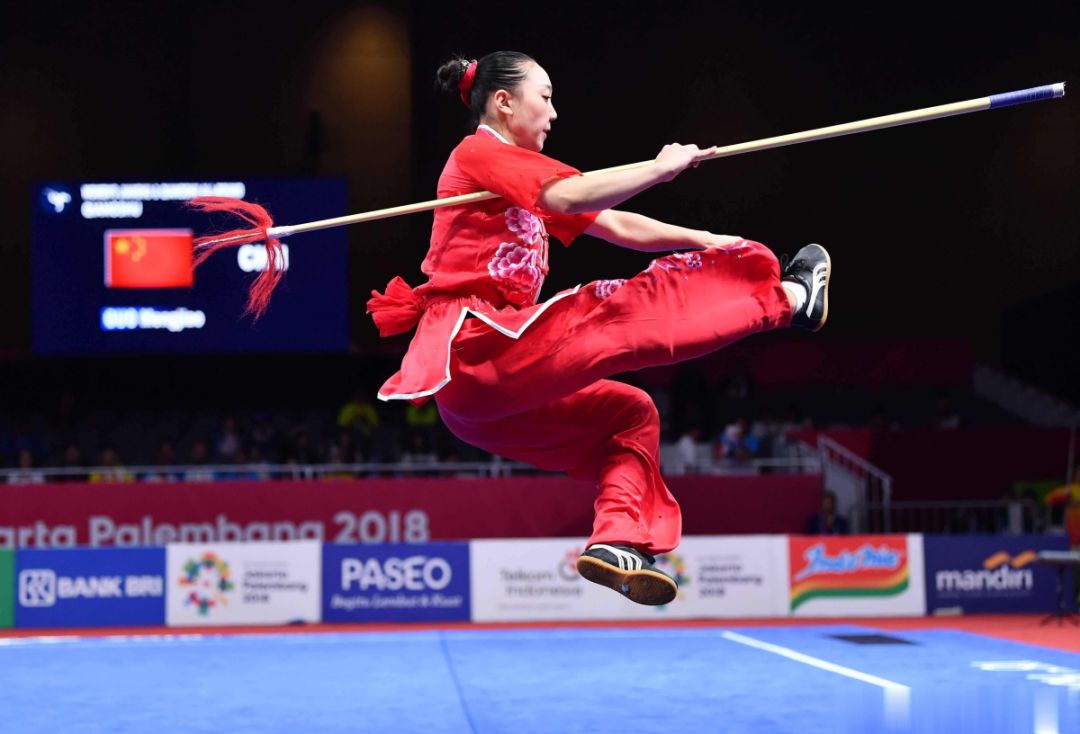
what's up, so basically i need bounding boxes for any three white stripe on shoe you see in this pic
[589,544,643,571]
[806,262,828,317]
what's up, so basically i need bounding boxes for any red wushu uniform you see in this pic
[368,126,792,553]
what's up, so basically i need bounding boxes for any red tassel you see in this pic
[187,196,284,319]
[367,276,422,336]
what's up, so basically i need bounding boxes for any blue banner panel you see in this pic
[15,547,165,628]
[923,535,1072,614]
[322,543,470,623]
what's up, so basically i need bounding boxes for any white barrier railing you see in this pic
[0,454,821,484]
[817,435,893,533]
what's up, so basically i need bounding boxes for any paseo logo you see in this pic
[789,536,909,611]
[341,555,452,592]
[179,552,235,615]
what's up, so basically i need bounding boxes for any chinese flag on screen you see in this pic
[104,229,194,289]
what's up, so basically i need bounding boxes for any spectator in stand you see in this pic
[1045,468,1080,548]
[58,442,86,482]
[749,412,776,458]
[805,490,849,535]
[338,390,380,460]
[285,425,320,466]
[405,401,440,455]
[215,416,243,460]
[716,417,761,462]
[246,445,272,480]
[1017,487,1046,534]
[89,445,133,483]
[670,425,702,475]
[7,449,45,485]
[225,447,265,481]
[142,439,181,482]
[774,403,813,460]
[183,439,217,482]
[400,432,439,474]
[439,449,478,478]
[250,414,280,463]
[327,428,359,466]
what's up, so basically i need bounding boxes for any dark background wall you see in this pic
[1,0,1076,399]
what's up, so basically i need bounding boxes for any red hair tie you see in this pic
[458,59,478,107]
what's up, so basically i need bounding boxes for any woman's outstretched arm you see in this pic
[537,143,714,214]
[584,209,744,252]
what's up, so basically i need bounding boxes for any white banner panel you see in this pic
[470,536,788,622]
[166,541,321,626]
[788,533,926,617]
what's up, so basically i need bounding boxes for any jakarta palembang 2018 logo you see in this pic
[653,552,690,607]
[179,552,235,615]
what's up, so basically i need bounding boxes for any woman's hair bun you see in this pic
[435,56,470,95]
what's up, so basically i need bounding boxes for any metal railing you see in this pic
[0,460,524,483]
[860,499,1053,536]
[0,454,821,484]
[817,435,893,533]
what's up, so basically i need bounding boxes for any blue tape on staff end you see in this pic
[989,82,1066,109]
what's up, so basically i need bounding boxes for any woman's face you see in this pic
[502,63,557,152]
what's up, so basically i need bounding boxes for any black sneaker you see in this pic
[782,243,831,331]
[576,544,678,606]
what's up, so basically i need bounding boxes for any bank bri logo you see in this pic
[788,536,909,611]
[179,552,235,615]
[18,569,57,607]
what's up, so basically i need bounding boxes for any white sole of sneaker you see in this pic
[576,555,678,606]
[809,244,831,332]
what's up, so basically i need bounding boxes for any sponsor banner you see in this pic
[923,534,1072,613]
[0,475,821,548]
[470,536,789,622]
[14,547,165,628]
[0,549,13,627]
[322,543,470,623]
[788,535,926,617]
[166,541,320,627]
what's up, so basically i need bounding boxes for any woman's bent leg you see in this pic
[437,379,680,554]
[437,243,791,422]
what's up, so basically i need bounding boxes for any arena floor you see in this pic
[2,616,1077,733]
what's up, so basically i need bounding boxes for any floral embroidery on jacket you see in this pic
[487,242,543,296]
[505,207,543,246]
[487,207,551,304]
[594,279,627,299]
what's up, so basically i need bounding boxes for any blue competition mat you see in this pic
[1,625,1077,733]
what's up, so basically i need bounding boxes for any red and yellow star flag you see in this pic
[104,229,194,289]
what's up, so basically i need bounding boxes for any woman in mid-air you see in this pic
[368,51,830,605]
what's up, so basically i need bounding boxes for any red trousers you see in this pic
[435,243,792,553]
